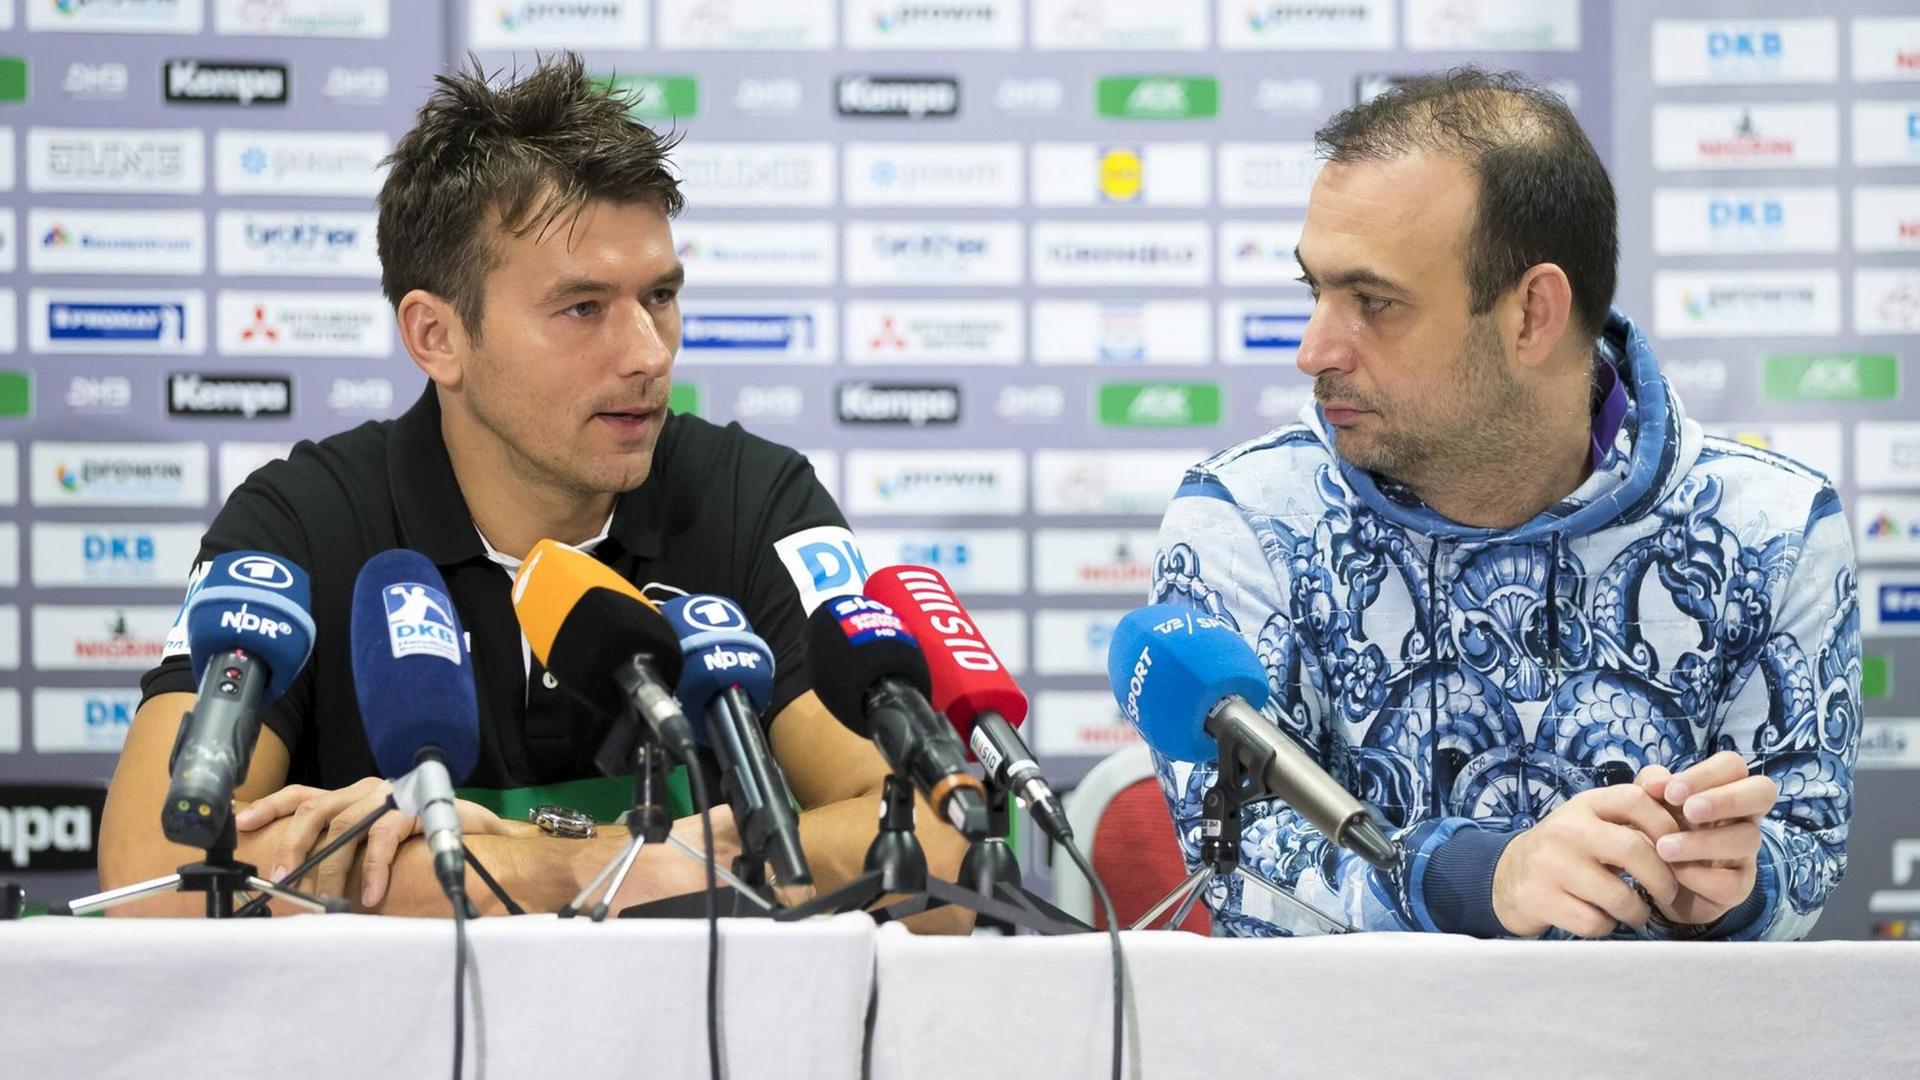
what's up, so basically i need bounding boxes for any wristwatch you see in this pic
[528,805,596,839]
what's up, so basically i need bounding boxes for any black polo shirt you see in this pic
[139,384,851,789]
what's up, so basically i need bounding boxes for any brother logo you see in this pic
[836,382,961,427]
[836,75,960,119]
[167,373,293,419]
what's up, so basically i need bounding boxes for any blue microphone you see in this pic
[163,551,317,849]
[661,595,811,886]
[351,549,480,902]
[1107,605,1399,869]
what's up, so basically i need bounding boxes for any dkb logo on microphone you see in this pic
[383,583,462,665]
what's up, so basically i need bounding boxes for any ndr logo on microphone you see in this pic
[384,582,461,664]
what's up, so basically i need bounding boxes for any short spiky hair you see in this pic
[377,53,683,342]
[1315,67,1617,341]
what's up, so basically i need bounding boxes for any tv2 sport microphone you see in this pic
[351,549,483,903]
[1108,604,1398,870]
[164,551,317,850]
[510,539,697,767]
[806,595,989,840]
[865,566,1072,844]
[661,594,812,886]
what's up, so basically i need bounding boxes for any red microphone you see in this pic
[865,566,1072,842]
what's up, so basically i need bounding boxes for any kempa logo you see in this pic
[837,76,959,118]
[837,382,961,426]
[167,373,292,418]
[0,798,96,870]
[164,60,288,106]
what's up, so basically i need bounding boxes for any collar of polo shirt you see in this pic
[386,383,670,571]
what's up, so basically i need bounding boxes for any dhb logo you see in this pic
[383,583,462,665]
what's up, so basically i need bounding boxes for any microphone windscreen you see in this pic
[865,565,1026,749]
[804,595,931,738]
[184,550,317,704]
[1107,604,1269,764]
[543,586,687,719]
[660,595,776,740]
[510,538,651,666]
[350,549,480,783]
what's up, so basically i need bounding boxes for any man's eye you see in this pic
[566,301,600,318]
[647,288,679,307]
[1296,275,1319,299]
[1357,294,1392,315]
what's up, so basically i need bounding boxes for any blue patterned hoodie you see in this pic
[1150,311,1860,940]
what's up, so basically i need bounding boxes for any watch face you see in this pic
[530,805,594,837]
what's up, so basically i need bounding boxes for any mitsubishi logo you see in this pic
[869,317,907,351]
[240,305,279,344]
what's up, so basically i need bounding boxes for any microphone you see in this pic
[1107,604,1399,870]
[660,594,812,886]
[806,595,989,840]
[510,539,698,768]
[350,549,481,903]
[163,551,318,850]
[864,566,1072,844]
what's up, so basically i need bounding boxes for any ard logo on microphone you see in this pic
[383,582,462,665]
[229,554,295,589]
[684,596,748,632]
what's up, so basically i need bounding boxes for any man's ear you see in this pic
[396,289,471,390]
[1509,263,1574,373]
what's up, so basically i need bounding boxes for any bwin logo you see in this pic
[220,604,294,640]
[384,583,461,663]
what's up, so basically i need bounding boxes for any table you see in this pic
[1,912,875,1079]
[10,915,1919,1079]
[869,927,1920,1079]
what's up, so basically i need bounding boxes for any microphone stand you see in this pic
[566,730,676,922]
[56,815,341,918]
[960,782,1092,934]
[774,774,1084,935]
[1132,723,1368,934]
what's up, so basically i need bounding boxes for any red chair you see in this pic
[1053,746,1211,935]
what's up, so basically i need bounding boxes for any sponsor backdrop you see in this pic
[0,0,1911,938]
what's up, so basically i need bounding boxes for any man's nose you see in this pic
[1295,306,1356,379]
[616,304,673,378]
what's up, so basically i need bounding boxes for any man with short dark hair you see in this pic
[1152,69,1859,940]
[99,56,971,924]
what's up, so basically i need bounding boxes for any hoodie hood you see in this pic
[1300,308,1703,545]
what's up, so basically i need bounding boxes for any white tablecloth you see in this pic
[870,926,1920,1080]
[1,912,875,1080]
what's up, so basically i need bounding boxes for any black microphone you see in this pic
[510,539,697,769]
[806,595,990,841]
[662,594,812,886]
[164,551,317,849]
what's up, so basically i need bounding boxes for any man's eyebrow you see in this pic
[536,265,685,307]
[1294,248,1409,294]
